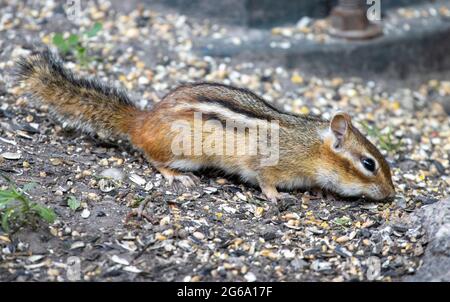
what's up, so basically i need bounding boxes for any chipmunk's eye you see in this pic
[361,157,376,172]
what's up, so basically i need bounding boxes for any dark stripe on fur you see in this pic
[14,48,135,108]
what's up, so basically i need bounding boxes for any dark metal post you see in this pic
[329,0,382,39]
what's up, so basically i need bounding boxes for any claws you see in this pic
[170,173,200,192]
[174,172,200,188]
[157,167,200,192]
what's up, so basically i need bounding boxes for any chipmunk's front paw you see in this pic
[262,190,297,204]
[157,167,200,191]
[173,173,200,188]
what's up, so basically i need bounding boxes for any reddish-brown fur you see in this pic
[15,49,395,202]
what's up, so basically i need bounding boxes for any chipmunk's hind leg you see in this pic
[157,166,200,189]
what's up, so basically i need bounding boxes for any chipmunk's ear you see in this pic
[330,112,351,148]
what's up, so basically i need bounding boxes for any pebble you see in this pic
[87,192,99,201]
[81,209,91,219]
[235,192,247,201]
[123,266,142,273]
[335,246,352,258]
[336,235,350,243]
[291,258,308,270]
[244,272,257,282]
[98,178,116,193]
[138,76,150,85]
[1,152,21,160]
[193,231,205,240]
[366,256,381,281]
[310,260,331,272]
[100,168,124,181]
[144,182,154,191]
[129,173,146,186]
[204,187,218,194]
[70,241,85,250]
[111,255,130,266]
[98,158,109,166]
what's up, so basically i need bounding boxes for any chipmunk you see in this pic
[15,49,395,202]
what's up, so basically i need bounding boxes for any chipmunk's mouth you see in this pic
[360,192,395,203]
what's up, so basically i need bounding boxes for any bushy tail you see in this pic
[14,49,141,138]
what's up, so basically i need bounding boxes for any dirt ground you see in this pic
[0,0,449,281]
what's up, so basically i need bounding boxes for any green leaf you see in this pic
[53,33,69,54]
[0,197,14,207]
[52,33,65,45]
[0,190,15,198]
[333,216,352,227]
[1,207,15,232]
[0,190,16,206]
[32,204,56,223]
[67,34,79,46]
[67,196,81,211]
[76,46,86,55]
[85,22,102,38]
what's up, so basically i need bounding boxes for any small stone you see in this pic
[81,209,91,219]
[123,266,142,273]
[50,158,63,166]
[392,224,409,233]
[144,181,154,191]
[159,216,171,226]
[138,76,149,85]
[296,16,312,28]
[28,255,45,262]
[284,213,300,220]
[193,231,205,240]
[1,152,21,160]
[155,233,167,241]
[87,192,99,201]
[70,241,85,250]
[416,195,438,205]
[129,173,146,186]
[236,192,247,201]
[126,28,140,38]
[255,207,264,217]
[291,258,308,270]
[98,178,115,193]
[204,187,218,194]
[100,168,123,181]
[291,73,304,84]
[366,256,381,281]
[244,272,256,282]
[335,245,352,258]
[111,255,129,266]
[336,235,350,243]
[82,170,93,177]
[310,260,331,272]
[99,158,109,166]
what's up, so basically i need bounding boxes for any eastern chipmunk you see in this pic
[15,49,395,202]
